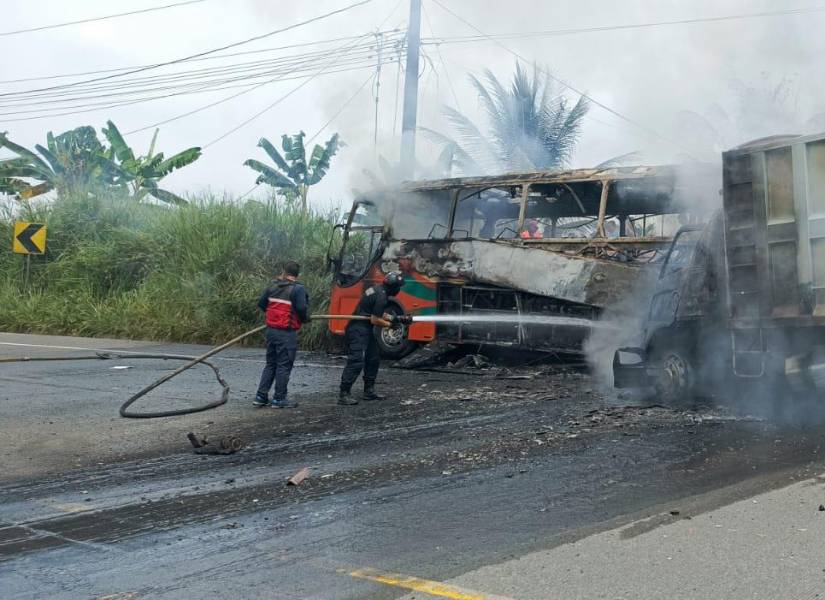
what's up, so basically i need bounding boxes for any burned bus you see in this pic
[326,166,711,358]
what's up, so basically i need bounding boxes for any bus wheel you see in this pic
[653,346,695,406]
[377,305,417,359]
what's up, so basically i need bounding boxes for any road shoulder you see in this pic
[414,472,825,600]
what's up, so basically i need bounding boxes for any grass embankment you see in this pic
[0,192,338,349]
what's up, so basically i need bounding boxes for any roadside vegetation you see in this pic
[0,191,338,349]
[0,120,344,349]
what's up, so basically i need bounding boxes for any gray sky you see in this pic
[2,0,825,210]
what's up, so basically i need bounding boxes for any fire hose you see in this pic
[0,314,387,419]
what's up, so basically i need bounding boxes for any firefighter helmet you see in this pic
[383,271,405,295]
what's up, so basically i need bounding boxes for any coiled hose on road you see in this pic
[119,325,267,418]
[1,315,370,419]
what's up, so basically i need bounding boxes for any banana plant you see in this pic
[0,126,121,199]
[243,131,342,214]
[102,120,201,205]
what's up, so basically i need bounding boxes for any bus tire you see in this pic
[377,304,417,359]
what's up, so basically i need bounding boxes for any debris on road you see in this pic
[447,354,491,369]
[287,467,310,486]
[393,341,459,369]
[187,432,245,455]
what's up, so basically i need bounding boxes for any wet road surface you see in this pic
[1,333,824,598]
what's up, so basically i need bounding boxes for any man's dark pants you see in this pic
[257,327,298,401]
[340,322,380,390]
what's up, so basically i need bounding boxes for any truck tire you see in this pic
[376,304,417,359]
[652,345,695,406]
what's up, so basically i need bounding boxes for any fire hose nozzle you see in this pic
[394,314,414,325]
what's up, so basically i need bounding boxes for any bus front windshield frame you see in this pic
[336,200,384,286]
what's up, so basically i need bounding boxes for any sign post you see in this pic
[12,222,46,290]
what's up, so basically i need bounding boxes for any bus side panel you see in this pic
[328,281,365,335]
[395,270,438,342]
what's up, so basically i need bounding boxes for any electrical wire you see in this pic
[125,32,379,138]
[0,45,398,113]
[429,0,698,158]
[201,0,405,149]
[0,34,406,104]
[0,31,403,85]
[422,4,825,46]
[0,0,208,37]
[202,35,376,148]
[308,71,376,144]
[0,61,396,124]
[0,0,375,98]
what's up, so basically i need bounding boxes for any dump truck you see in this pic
[613,133,825,402]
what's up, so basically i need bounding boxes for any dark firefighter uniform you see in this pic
[338,272,405,405]
[255,278,309,408]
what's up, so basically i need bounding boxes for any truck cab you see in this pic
[613,214,729,402]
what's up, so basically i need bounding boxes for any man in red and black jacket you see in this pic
[254,261,309,408]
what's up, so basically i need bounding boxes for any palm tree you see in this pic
[0,126,121,199]
[676,75,825,158]
[101,121,201,205]
[244,131,342,214]
[425,63,589,175]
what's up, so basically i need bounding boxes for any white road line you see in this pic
[0,341,342,368]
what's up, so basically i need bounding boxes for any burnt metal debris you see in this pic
[187,433,245,455]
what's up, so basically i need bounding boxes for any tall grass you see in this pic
[0,190,339,349]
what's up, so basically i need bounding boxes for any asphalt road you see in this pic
[1,332,824,599]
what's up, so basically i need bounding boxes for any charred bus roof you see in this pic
[367,164,717,219]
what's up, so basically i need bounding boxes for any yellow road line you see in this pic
[349,567,508,600]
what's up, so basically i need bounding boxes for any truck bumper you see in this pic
[613,347,651,388]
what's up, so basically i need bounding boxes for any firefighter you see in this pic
[338,271,406,405]
[254,261,309,408]
[520,218,542,239]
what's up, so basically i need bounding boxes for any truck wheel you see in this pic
[653,347,695,406]
[377,305,417,359]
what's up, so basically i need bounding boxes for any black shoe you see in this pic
[253,393,269,407]
[338,389,359,405]
[271,399,298,409]
[362,384,384,401]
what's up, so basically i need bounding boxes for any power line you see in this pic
[422,4,825,46]
[0,0,374,98]
[0,31,403,85]
[308,71,375,144]
[126,40,378,135]
[202,34,377,149]
[429,0,697,158]
[0,0,208,37]
[0,42,399,110]
[202,0,405,149]
[0,62,394,124]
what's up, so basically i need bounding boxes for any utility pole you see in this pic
[399,0,421,180]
